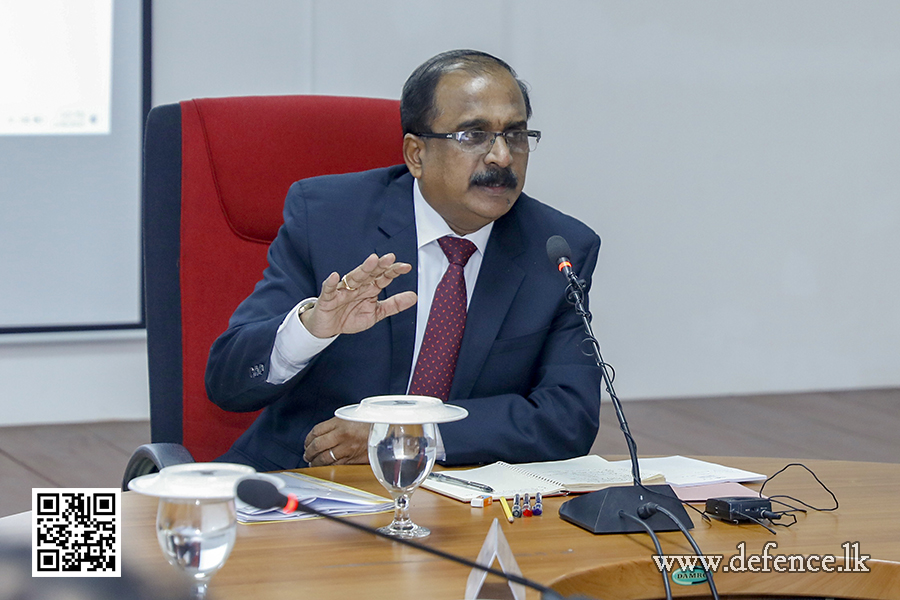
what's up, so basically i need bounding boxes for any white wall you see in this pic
[2,0,898,426]
[152,0,900,400]
[0,331,149,425]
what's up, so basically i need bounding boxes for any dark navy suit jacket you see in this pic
[205,165,602,470]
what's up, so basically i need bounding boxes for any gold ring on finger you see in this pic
[338,275,357,292]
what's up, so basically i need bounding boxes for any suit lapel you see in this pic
[373,171,418,394]
[450,209,526,400]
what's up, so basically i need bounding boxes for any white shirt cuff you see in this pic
[266,299,338,384]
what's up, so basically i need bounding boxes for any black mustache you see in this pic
[470,168,518,189]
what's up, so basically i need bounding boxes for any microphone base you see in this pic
[558,484,693,534]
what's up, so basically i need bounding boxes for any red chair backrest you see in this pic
[146,95,402,461]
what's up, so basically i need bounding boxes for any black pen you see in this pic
[427,472,494,493]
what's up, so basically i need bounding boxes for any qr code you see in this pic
[32,488,121,577]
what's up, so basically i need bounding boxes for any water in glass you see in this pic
[156,497,236,599]
[368,422,437,538]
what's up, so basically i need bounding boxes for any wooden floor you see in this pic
[1,387,897,518]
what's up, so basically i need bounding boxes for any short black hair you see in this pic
[400,49,532,135]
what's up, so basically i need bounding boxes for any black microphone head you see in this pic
[236,478,288,510]
[546,235,572,265]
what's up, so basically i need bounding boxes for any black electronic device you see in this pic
[558,484,690,534]
[705,496,779,523]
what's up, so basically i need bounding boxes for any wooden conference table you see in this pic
[121,457,900,600]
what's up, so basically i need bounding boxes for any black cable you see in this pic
[618,511,673,600]
[769,511,798,528]
[759,463,839,512]
[237,479,569,600]
[640,503,720,600]
[767,497,807,513]
[742,513,777,535]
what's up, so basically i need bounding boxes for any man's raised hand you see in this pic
[300,253,417,339]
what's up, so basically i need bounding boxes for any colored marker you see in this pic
[512,494,522,518]
[522,493,533,517]
[533,492,543,516]
[499,496,515,523]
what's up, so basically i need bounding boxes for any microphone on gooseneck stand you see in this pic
[546,235,586,307]
[235,478,589,600]
[545,235,693,535]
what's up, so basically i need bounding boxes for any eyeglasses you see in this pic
[415,130,541,154]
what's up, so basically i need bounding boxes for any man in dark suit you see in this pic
[205,50,602,471]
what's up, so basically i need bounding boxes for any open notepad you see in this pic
[421,455,666,502]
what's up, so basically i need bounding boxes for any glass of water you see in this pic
[368,422,437,538]
[155,496,236,599]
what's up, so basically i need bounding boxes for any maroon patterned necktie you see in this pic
[408,236,478,401]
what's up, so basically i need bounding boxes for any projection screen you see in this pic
[0,0,148,332]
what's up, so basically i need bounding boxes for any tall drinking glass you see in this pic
[368,422,437,538]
